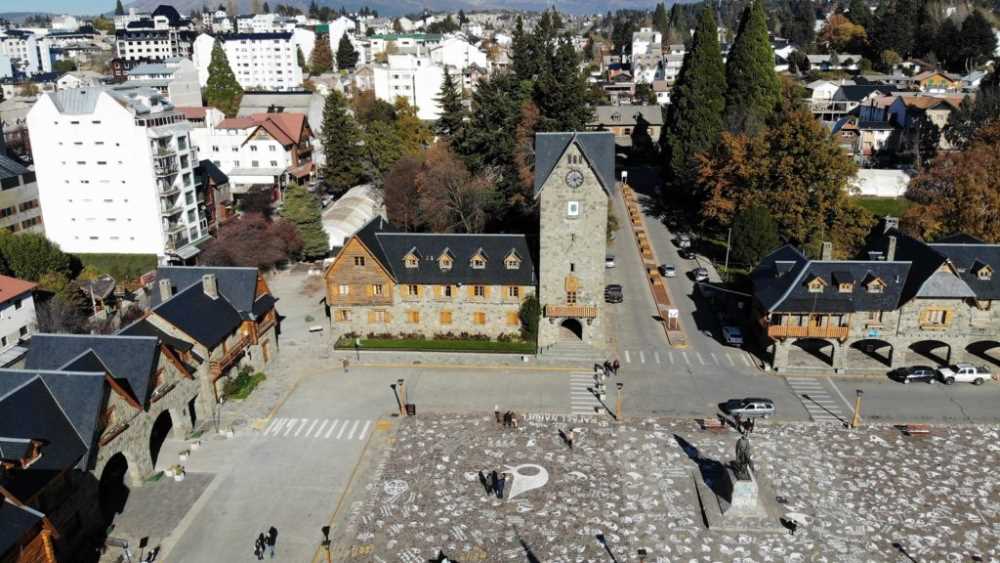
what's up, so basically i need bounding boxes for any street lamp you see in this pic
[320,526,332,563]
[616,382,624,421]
[398,378,406,415]
[850,389,864,429]
[390,383,404,417]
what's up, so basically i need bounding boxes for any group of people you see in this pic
[479,469,509,499]
[601,359,621,377]
[253,527,278,560]
[495,407,519,429]
[734,415,756,435]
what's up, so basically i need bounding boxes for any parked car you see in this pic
[676,233,692,249]
[890,366,938,384]
[720,397,775,418]
[937,363,992,385]
[321,195,334,207]
[722,326,743,346]
[659,264,676,277]
[604,284,623,303]
[605,255,616,268]
[692,267,709,282]
[678,249,695,260]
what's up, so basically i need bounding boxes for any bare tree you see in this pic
[383,155,425,231]
[416,143,499,233]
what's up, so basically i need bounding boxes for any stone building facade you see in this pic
[535,132,615,349]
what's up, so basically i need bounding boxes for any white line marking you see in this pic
[336,421,348,439]
[304,419,318,438]
[357,420,371,441]
[711,352,719,365]
[727,354,735,367]
[313,419,328,438]
[325,420,340,438]
[264,417,282,435]
[654,351,661,364]
[697,352,706,365]
[668,352,674,364]
[294,419,309,437]
[682,352,690,365]
[639,350,646,364]
[346,420,360,440]
[624,350,631,363]
[283,419,298,437]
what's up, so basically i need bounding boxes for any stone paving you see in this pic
[337,415,1000,562]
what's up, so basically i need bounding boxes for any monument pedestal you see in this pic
[691,462,784,532]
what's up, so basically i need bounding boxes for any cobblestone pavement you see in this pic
[338,415,1000,562]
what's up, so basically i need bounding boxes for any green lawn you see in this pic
[853,197,912,218]
[336,337,536,354]
[223,371,267,400]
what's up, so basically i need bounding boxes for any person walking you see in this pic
[342,358,350,373]
[254,533,265,560]
[495,472,506,499]
[612,359,620,376]
[266,526,278,559]
[567,428,575,450]
[494,405,501,424]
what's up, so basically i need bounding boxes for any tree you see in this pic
[653,3,670,38]
[535,36,593,131]
[394,98,433,156]
[724,0,781,135]
[336,34,359,70]
[662,6,727,191]
[518,294,540,343]
[204,40,243,117]
[935,19,962,71]
[731,205,780,268]
[91,16,114,33]
[310,34,333,74]
[362,120,403,181]
[383,155,426,231]
[945,67,1000,148]
[280,184,328,259]
[417,143,499,233]
[320,91,364,195]
[18,81,39,97]
[879,49,901,70]
[846,0,871,30]
[633,83,657,105]
[779,0,816,49]
[435,70,465,138]
[912,1,938,59]
[352,90,396,125]
[787,50,811,74]
[903,124,1000,242]
[510,16,538,82]
[0,232,71,282]
[114,0,125,16]
[53,59,77,74]
[458,10,468,24]
[296,45,308,74]
[263,2,270,13]
[200,213,302,269]
[819,14,867,53]
[959,11,997,71]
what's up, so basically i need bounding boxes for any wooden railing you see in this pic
[99,421,130,446]
[209,334,250,377]
[150,382,176,404]
[767,324,850,340]
[544,305,599,319]
[256,313,276,336]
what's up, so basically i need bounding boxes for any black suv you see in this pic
[605,284,623,303]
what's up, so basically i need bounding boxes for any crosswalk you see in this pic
[261,417,372,441]
[785,377,847,424]
[569,372,603,417]
[618,348,755,368]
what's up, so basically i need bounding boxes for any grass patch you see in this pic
[223,369,267,400]
[144,471,164,483]
[187,429,205,440]
[336,337,536,354]
[76,253,158,284]
[853,196,912,218]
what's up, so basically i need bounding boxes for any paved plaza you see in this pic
[336,415,1000,562]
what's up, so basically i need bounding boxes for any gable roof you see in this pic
[119,318,194,353]
[0,275,35,305]
[897,95,963,111]
[216,112,308,146]
[151,266,261,316]
[835,84,894,102]
[25,334,158,406]
[0,499,45,556]
[533,132,616,197]
[591,105,664,127]
[151,282,244,349]
[928,243,1000,300]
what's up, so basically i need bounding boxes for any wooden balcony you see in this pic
[256,313,276,337]
[150,381,177,404]
[545,305,598,319]
[209,334,250,378]
[99,421,130,446]
[767,324,850,340]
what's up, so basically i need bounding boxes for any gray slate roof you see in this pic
[928,243,1000,299]
[0,154,28,180]
[590,105,664,127]
[151,266,260,316]
[1,494,45,553]
[533,132,616,197]
[120,318,194,352]
[153,281,244,349]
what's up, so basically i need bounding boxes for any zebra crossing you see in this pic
[785,377,847,424]
[569,372,603,417]
[261,417,372,441]
[619,348,755,368]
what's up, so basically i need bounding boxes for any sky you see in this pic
[4,1,112,16]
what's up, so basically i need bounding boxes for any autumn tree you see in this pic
[946,67,1000,148]
[280,184,328,259]
[724,0,780,135]
[310,34,334,74]
[383,155,425,231]
[205,40,243,117]
[352,90,396,125]
[200,213,303,269]
[394,98,433,156]
[417,143,500,233]
[819,14,867,53]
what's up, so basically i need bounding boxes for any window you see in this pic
[505,256,520,270]
[567,201,580,217]
[407,284,419,296]
[439,256,453,271]
[370,309,387,323]
[866,279,885,293]
[507,312,520,326]
[440,311,453,325]
[838,283,853,293]
[14,299,22,310]
[444,285,453,298]
[566,291,578,304]
[406,310,420,324]
[977,265,993,280]
[473,311,486,325]
[807,278,825,293]
[404,255,418,268]
[474,285,485,297]
[866,310,883,324]
[354,256,366,266]
[372,284,384,296]
[507,286,520,298]
[338,284,349,295]
[921,308,949,327]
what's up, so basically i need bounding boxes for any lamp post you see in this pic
[320,526,332,563]
[615,382,624,421]
[391,382,404,417]
[850,389,864,429]
[398,378,406,415]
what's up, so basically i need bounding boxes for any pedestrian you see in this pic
[266,526,278,559]
[567,428,575,450]
[494,405,501,424]
[491,469,499,493]
[511,412,519,429]
[342,358,350,373]
[254,533,265,560]
[604,360,612,376]
[613,359,620,376]
[495,472,506,499]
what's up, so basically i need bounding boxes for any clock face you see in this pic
[565,169,584,189]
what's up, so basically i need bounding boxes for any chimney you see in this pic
[887,235,897,262]
[202,273,219,299]
[884,216,899,234]
[158,278,173,301]
[821,241,833,261]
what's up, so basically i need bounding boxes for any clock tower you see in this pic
[534,132,615,350]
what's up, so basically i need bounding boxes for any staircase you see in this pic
[537,341,607,366]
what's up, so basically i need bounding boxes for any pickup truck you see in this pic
[937,363,992,385]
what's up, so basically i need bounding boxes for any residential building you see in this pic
[27,87,207,261]
[662,53,685,83]
[911,70,962,93]
[589,105,663,147]
[122,57,201,107]
[0,275,36,365]
[361,33,443,64]
[753,219,1000,372]
[0,30,53,76]
[208,10,234,34]
[194,159,233,235]
[236,13,297,34]
[631,27,662,57]
[0,151,43,234]
[886,95,964,150]
[114,5,195,63]
[56,70,104,90]
[428,36,488,72]
[192,32,303,91]
[0,98,34,162]
[811,84,894,122]
[0,53,14,79]
[318,15,355,55]
[323,217,536,339]
[535,132,615,349]
[372,54,444,121]
[806,53,862,72]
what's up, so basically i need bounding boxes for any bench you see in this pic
[699,417,728,432]
[899,423,931,437]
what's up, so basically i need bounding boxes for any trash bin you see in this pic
[405,403,416,416]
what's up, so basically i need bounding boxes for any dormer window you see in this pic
[839,283,853,293]
[470,248,488,269]
[806,276,826,293]
[505,250,521,270]
[866,278,886,294]
[404,255,418,269]
[975,263,993,281]
[439,249,454,271]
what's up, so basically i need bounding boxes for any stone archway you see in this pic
[149,410,174,469]
[99,452,131,525]
[559,319,583,341]
[909,340,952,366]
[848,339,894,368]
[790,338,836,368]
[966,341,1000,367]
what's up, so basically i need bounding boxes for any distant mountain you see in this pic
[0,12,54,22]
[124,0,670,17]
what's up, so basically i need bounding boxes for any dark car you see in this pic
[891,366,939,384]
[719,397,775,417]
[605,284,623,303]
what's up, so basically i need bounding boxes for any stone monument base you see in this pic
[692,462,785,532]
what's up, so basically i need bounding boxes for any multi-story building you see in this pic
[428,36,488,72]
[114,5,195,63]
[535,132,615,349]
[0,150,42,234]
[236,13,297,34]
[753,218,1000,372]
[323,217,536,339]
[589,105,663,147]
[372,54,444,120]
[630,27,662,57]
[122,57,201,107]
[192,32,303,91]
[0,30,53,76]
[208,10,234,34]
[0,275,36,366]
[360,33,443,64]
[27,87,207,261]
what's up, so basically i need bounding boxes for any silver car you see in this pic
[720,398,775,418]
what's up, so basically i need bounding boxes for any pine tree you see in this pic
[114,0,125,16]
[308,0,319,19]
[724,0,781,135]
[320,91,365,196]
[846,0,871,30]
[731,204,780,268]
[960,11,997,70]
[204,40,243,117]
[435,70,465,138]
[662,6,727,189]
[262,2,270,14]
[280,184,328,259]
[310,34,333,74]
[297,45,308,74]
[535,36,593,131]
[336,34,359,70]
[511,16,537,82]
[653,3,669,39]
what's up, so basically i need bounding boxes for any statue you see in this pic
[734,435,754,480]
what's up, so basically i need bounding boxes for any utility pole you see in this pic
[723,227,732,282]
[850,389,863,429]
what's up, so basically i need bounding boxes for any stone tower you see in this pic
[534,132,615,349]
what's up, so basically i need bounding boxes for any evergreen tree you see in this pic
[435,70,465,138]
[336,34,359,70]
[935,19,962,71]
[724,0,781,135]
[114,0,125,16]
[280,184,328,259]
[297,45,308,74]
[959,11,997,71]
[362,120,403,181]
[846,0,870,30]
[204,40,243,117]
[310,34,333,74]
[653,3,670,39]
[263,2,270,14]
[511,16,538,81]
[662,6,727,189]
[731,204,780,268]
[945,65,1000,147]
[308,0,319,19]
[912,2,938,59]
[534,36,593,131]
[458,9,467,25]
[320,91,365,195]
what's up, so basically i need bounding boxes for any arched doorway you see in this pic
[149,410,174,468]
[559,319,583,341]
[909,340,951,366]
[848,339,894,368]
[99,452,130,524]
[790,338,835,368]
[967,341,1000,367]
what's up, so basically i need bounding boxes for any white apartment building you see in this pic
[123,58,201,107]
[192,32,303,91]
[50,15,81,33]
[115,6,195,63]
[373,54,444,121]
[0,151,42,234]
[360,33,443,64]
[236,14,297,34]
[631,27,662,57]
[27,87,206,261]
[429,37,488,72]
[0,275,37,365]
[209,11,235,34]
[325,16,356,55]
[0,31,53,77]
